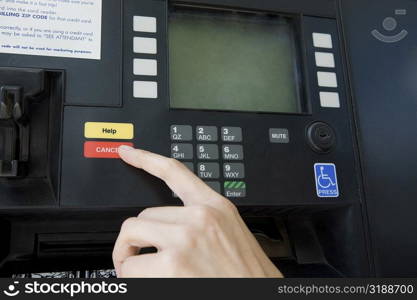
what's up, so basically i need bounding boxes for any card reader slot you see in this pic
[0,68,47,178]
[36,233,118,259]
[0,126,17,175]
[0,68,64,206]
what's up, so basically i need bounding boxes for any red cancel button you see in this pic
[84,141,134,159]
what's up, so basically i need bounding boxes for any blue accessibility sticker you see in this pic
[314,163,339,198]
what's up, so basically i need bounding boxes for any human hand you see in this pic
[112,146,283,278]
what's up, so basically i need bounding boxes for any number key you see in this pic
[197,144,219,160]
[222,145,244,160]
[221,127,242,142]
[171,125,192,141]
[196,126,218,142]
[171,144,193,160]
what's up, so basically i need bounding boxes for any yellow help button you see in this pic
[84,122,134,140]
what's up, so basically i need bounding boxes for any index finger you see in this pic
[118,145,221,206]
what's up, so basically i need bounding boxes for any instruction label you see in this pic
[0,0,102,60]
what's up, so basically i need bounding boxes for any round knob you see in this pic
[306,122,336,153]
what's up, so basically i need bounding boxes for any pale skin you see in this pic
[112,145,283,278]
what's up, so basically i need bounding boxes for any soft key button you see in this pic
[320,92,340,108]
[133,81,158,99]
[133,16,157,33]
[133,37,157,54]
[315,52,335,68]
[84,142,134,159]
[312,33,333,49]
[84,122,134,140]
[133,59,157,76]
[317,72,338,88]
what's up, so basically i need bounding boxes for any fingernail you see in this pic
[119,145,134,152]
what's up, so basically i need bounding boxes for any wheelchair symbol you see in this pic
[314,163,339,198]
[317,166,336,189]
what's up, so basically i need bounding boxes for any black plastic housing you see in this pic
[0,0,415,278]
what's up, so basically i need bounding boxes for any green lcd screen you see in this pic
[169,8,302,113]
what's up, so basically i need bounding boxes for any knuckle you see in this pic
[194,206,222,238]
[120,217,137,232]
[166,249,189,276]
[193,206,217,226]
[137,208,152,218]
[163,250,183,269]
[217,197,238,214]
[176,225,199,248]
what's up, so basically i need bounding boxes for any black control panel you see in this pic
[2,0,415,278]
[0,0,359,209]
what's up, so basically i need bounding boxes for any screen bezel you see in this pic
[167,4,309,115]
